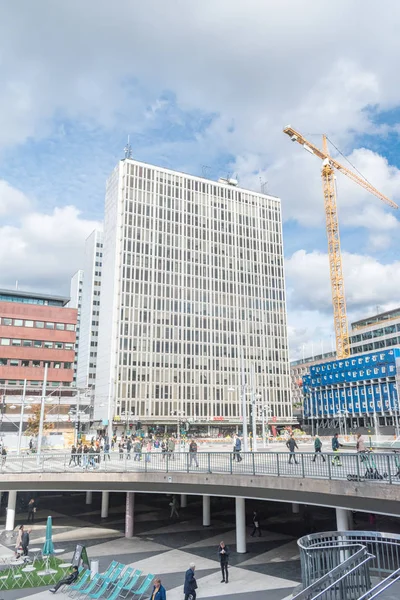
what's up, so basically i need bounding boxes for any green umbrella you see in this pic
[42,515,54,556]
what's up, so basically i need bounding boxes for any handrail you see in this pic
[0,451,399,485]
[357,567,400,599]
[296,530,400,600]
[292,549,373,600]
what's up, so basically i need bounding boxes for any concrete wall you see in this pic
[1,471,399,516]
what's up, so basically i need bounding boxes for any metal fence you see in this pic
[0,451,400,483]
[294,531,400,600]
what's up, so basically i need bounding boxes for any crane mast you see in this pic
[321,135,350,358]
[284,126,398,360]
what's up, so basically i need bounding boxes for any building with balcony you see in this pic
[95,158,291,434]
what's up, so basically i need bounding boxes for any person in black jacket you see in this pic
[49,566,79,593]
[218,541,229,583]
[21,528,31,556]
[286,435,299,464]
[184,563,197,600]
[251,511,262,537]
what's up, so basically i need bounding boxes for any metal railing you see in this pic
[0,451,400,484]
[294,531,400,600]
[293,546,373,600]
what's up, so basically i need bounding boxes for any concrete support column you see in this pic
[86,491,93,505]
[235,497,246,554]
[6,491,17,531]
[336,508,350,531]
[203,495,210,527]
[347,511,354,531]
[292,503,300,514]
[125,492,134,538]
[180,494,187,508]
[101,491,109,518]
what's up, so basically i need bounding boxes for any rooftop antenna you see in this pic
[124,135,132,159]
[259,177,268,194]
[202,165,211,178]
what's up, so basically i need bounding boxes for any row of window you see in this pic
[350,323,400,342]
[0,379,71,387]
[352,337,400,353]
[0,294,63,307]
[0,338,75,350]
[0,358,72,369]
[0,318,75,331]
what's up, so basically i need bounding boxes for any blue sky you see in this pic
[1,0,400,359]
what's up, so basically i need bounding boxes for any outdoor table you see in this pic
[29,547,42,564]
[8,560,24,587]
[21,565,36,587]
[37,568,58,585]
[54,548,65,555]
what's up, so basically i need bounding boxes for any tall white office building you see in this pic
[95,159,291,432]
[68,269,84,385]
[76,230,103,389]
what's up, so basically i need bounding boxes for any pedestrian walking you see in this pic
[331,433,342,466]
[286,434,299,464]
[312,435,325,462]
[1,445,7,466]
[161,440,167,460]
[27,498,36,523]
[184,563,197,600]
[218,541,229,583]
[189,440,199,468]
[83,444,89,468]
[77,443,83,466]
[21,527,31,556]
[233,435,242,462]
[251,510,262,537]
[103,441,111,461]
[356,434,366,461]
[126,439,132,460]
[133,439,142,461]
[169,495,179,519]
[168,438,175,460]
[119,442,124,460]
[145,439,152,463]
[15,525,24,557]
[69,445,77,466]
[148,577,166,600]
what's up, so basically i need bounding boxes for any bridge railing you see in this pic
[1,451,400,483]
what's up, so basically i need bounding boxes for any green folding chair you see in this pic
[104,569,141,600]
[131,574,155,600]
[68,569,90,597]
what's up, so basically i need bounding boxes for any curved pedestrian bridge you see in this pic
[0,451,399,515]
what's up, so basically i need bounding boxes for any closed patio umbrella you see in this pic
[42,515,54,556]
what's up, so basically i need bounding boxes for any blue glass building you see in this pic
[303,348,400,430]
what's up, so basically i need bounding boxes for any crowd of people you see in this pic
[67,434,200,469]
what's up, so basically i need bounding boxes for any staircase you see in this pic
[293,530,400,600]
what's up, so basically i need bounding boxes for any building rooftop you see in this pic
[351,307,400,330]
[0,288,70,307]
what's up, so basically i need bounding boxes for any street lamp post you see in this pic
[36,363,48,463]
[107,377,115,444]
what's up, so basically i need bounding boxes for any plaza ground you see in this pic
[1,492,400,600]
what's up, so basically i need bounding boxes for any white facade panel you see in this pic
[95,159,291,427]
[68,270,84,385]
[76,230,103,390]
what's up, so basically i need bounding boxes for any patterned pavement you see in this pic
[0,492,307,600]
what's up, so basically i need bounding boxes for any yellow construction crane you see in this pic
[283,125,398,359]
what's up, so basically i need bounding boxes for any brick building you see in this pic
[0,289,77,388]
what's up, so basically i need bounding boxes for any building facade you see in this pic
[95,159,291,433]
[290,351,336,408]
[68,270,84,385]
[349,307,400,355]
[303,348,400,431]
[76,230,103,390]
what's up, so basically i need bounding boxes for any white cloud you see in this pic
[0,180,101,295]
[0,180,30,217]
[286,249,400,358]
